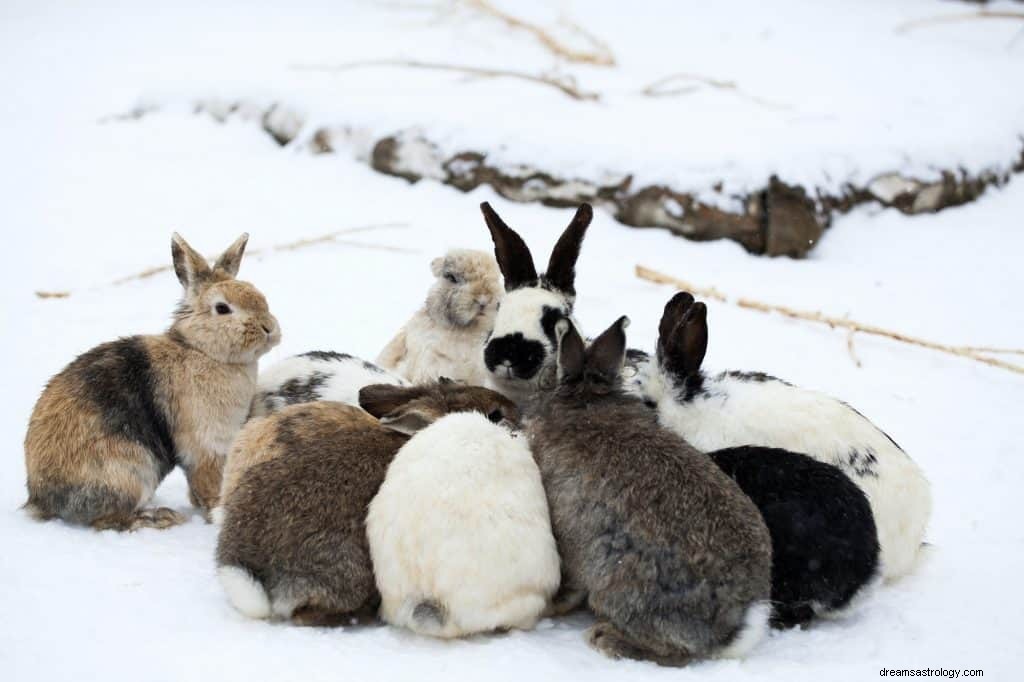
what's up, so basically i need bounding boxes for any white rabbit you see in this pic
[366,410,560,639]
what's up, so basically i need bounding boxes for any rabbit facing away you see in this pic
[377,249,503,385]
[707,446,880,628]
[366,409,560,639]
[215,380,519,625]
[638,292,931,582]
[479,202,591,402]
[526,315,772,665]
[250,351,408,418]
[24,233,279,531]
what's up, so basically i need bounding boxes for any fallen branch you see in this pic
[290,59,601,102]
[463,0,616,66]
[37,223,412,299]
[640,72,789,110]
[847,329,862,368]
[636,264,1024,375]
[895,9,1024,34]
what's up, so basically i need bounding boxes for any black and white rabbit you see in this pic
[634,292,931,582]
[526,315,773,665]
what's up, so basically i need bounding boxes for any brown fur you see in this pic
[215,381,518,625]
[24,233,279,530]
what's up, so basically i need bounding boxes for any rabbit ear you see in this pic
[664,302,708,378]
[359,384,426,419]
[378,407,436,436]
[481,202,538,291]
[171,233,212,292]
[586,315,629,385]
[544,203,592,296]
[555,318,586,382]
[657,292,695,364]
[213,233,249,278]
[430,256,445,278]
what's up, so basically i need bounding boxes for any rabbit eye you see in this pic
[444,273,459,284]
[215,302,232,315]
[487,409,503,423]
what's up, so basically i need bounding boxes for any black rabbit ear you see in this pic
[663,302,708,378]
[554,318,585,382]
[586,315,629,385]
[658,292,695,349]
[481,202,538,291]
[544,203,592,296]
[358,384,426,419]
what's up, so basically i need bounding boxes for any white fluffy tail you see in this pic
[716,601,771,659]
[218,565,271,619]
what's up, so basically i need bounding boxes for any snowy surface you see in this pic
[2,2,1024,681]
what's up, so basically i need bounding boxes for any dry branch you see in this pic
[291,59,600,102]
[640,72,789,110]
[463,0,616,66]
[895,9,1024,34]
[636,265,1024,375]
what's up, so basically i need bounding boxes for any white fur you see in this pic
[380,313,492,385]
[651,369,931,582]
[217,565,271,619]
[209,506,226,525]
[367,412,561,639]
[252,353,408,417]
[484,287,578,401]
[715,601,771,659]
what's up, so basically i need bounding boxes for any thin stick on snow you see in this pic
[36,223,413,299]
[895,10,1024,34]
[463,0,616,67]
[640,72,789,110]
[636,265,1024,375]
[846,329,862,368]
[290,60,601,102]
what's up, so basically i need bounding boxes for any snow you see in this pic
[2,1,1023,680]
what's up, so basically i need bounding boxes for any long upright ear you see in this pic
[213,233,249,278]
[663,302,708,378]
[555,318,585,382]
[586,315,629,385]
[480,202,538,291]
[171,233,213,292]
[657,292,695,363]
[358,384,425,419]
[544,203,592,296]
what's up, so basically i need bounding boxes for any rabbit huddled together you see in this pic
[22,203,931,666]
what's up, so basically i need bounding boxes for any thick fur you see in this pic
[480,202,590,402]
[642,292,931,581]
[526,316,772,665]
[367,412,560,638]
[215,381,518,624]
[377,249,502,385]
[24,233,279,530]
[708,446,880,628]
[250,351,408,418]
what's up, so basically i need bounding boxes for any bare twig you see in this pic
[34,290,70,300]
[291,59,600,102]
[636,265,1024,375]
[895,9,1024,34]
[462,0,616,66]
[846,329,862,368]
[640,72,789,110]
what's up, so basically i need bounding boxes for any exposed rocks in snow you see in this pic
[184,99,1023,257]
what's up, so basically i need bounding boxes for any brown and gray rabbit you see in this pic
[24,233,279,531]
[526,315,772,666]
[215,380,518,625]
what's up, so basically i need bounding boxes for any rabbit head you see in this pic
[554,315,631,399]
[359,378,520,436]
[169,233,280,364]
[480,202,592,399]
[425,249,503,329]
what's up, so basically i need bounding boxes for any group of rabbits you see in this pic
[22,202,932,666]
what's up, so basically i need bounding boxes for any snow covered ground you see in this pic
[2,2,1023,680]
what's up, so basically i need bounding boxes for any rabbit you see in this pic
[24,233,279,531]
[706,446,880,628]
[215,380,519,625]
[366,409,560,639]
[479,202,591,403]
[638,292,932,582]
[377,249,503,385]
[525,315,772,666]
[250,351,408,418]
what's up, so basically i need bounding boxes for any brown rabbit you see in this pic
[24,233,279,531]
[215,380,519,625]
